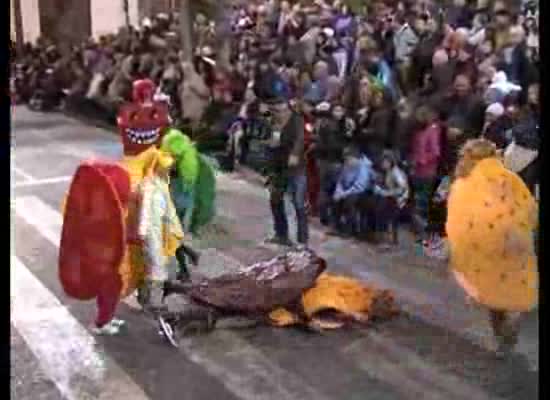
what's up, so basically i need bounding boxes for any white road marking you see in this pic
[13,166,34,182]
[15,196,331,400]
[179,330,333,400]
[15,176,73,188]
[14,195,521,400]
[344,333,500,400]
[15,193,538,373]
[12,257,151,400]
[216,175,538,371]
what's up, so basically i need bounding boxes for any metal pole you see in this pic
[179,0,193,61]
[123,0,130,27]
[13,0,24,54]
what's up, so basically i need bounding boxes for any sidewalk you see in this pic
[195,167,538,369]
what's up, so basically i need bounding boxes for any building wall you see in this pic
[38,0,91,45]
[128,0,140,28]
[17,0,41,44]
[14,0,143,44]
[91,0,141,38]
[138,0,176,20]
[11,2,16,41]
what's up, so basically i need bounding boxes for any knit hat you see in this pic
[485,103,505,117]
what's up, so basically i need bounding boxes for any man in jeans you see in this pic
[264,98,308,248]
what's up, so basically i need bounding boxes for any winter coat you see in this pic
[333,155,374,200]
[180,63,210,126]
[377,165,410,209]
[409,123,442,179]
[393,23,418,64]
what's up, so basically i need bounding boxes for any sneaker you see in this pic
[495,342,513,359]
[424,236,449,260]
[377,242,393,252]
[110,318,126,328]
[158,316,179,348]
[264,236,294,247]
[92,321,121,336]
[294,243,309,251]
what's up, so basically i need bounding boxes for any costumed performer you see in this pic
[446,138,538,357]
[135,148,185,347]
[59,79,174,336]
[160,128,217,235]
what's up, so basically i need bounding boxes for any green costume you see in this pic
[161,129,217,234]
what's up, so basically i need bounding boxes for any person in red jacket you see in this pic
[302,99,320,216]
[408,104,443,240]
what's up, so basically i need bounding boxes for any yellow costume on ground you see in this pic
[446,143,538,312]
[269,273,396,329]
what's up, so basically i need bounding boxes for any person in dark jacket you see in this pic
[482,102,514,149]
[311,102,347,226]
[355,88,395,164]
[264,97,308,248]
[439,74,486,134]
[504,82,539,193]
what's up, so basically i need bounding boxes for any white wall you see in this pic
[14,0,140,44]
[128,0,140,27]
[11,2,15,41]
[91,0,140,38]
[91,0,125,38]
[17,0,41,43]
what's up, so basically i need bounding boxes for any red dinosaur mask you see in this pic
[117,79,170,156]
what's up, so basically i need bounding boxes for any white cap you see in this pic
[486,103,505,117]
[316,101,331,112]
[322,27,335,38]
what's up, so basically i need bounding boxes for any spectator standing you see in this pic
[265,98,308,248]
[409,105,442,239]
[312,102,345,226]
[302,98,320,216]
[482,102,513,149]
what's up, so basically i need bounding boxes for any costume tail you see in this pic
[189,155,216,234]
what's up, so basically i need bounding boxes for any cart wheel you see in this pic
[159,316,179,348]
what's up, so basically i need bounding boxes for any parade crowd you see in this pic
[12,0,540,255]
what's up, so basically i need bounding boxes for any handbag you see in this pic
[503,141,538,173]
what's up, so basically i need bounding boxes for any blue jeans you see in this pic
[318,161,342,226]
[270,173,309,245]
[170,183,195,230]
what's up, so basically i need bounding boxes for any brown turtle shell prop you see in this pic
[168,249,399,332]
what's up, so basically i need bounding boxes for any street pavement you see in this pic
[11,107,538,400]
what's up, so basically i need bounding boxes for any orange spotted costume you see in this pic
[446,139,538,355]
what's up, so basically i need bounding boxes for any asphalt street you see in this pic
[11,107,538,400]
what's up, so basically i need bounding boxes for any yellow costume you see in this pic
[446,141,538,312]
[269,273,398,329]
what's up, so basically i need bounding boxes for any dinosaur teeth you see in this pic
[126,128,160,145]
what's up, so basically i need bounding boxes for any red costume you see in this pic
[59,79,171,333]
[304,115,320,216]
[117,79,171,156]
